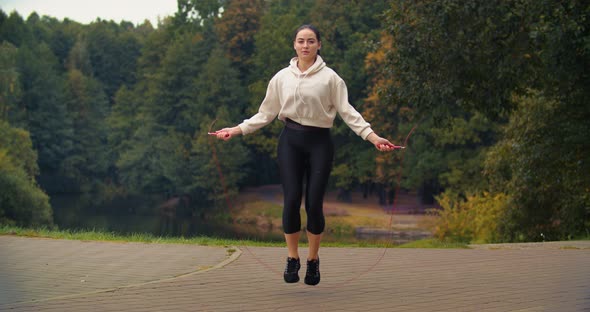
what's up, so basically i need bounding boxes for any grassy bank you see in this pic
[0,225,281,247]
[0,225,468,248]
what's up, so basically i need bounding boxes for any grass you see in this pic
[0,224,469,248]
[234,200,283,219]
[0,225,283,247]
[397,238,470,249]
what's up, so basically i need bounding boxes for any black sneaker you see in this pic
[284,257,301,283]
[304,258,320,286]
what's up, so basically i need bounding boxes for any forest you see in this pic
[0,0,588,243]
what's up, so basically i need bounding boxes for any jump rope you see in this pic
[207,119,418,289]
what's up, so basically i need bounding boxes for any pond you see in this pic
[50,194,240,239]
[50,193,431,245]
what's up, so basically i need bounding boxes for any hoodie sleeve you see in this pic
[333,79,374,140]
[238,75,281,135]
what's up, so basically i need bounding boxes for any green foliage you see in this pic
[214,0,264,74]
[62,69,111,192]
[384,0,537,119]
[431,191,511,244]
[309,0,388,100]
[382,0,589,241]
[85,20,142,99]
[193,46,246,119]
[112,29,203,194]
[0,225,284,247]
[65,37,93,75]
[0,120,39,177]
[0,152,53,227]
[17,42,74,176]
[0,121,53,227]
[484,91,590,241]
[0,11,33,46]
[400,113,497,204]
[331,164,354,190]
[397,238,469,249]
[175,0,227,27]
[114,123,162,193]
[0,42,22,121]
[190,111,250,208]
[148,32,205,133]
[108,86,139,159]
[110,21,248,200]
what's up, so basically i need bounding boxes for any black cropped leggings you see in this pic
[278,124,334,235]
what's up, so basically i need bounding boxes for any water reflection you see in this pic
[50,194,284,241]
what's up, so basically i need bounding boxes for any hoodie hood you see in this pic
[289,55,326,76]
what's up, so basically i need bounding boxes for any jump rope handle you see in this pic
[208,132,230,138]
[379,143,405,150]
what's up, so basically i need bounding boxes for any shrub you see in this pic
[431,191,511,243]
[0,121,53,227]
[0,150,53,227]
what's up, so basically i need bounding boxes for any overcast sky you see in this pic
[0,0,177,26]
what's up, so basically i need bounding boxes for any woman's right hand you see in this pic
[209,126,242,141]
[366,132,403,152]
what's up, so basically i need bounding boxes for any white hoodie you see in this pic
[238,55,374,140]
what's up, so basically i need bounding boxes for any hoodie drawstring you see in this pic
[294,71,311,123]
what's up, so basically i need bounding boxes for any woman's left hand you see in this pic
[208,126,242,141]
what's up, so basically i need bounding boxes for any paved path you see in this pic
[0,236,589,311]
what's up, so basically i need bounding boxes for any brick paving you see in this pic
[1,235,589,311]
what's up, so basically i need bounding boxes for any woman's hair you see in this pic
[294,24,321,55]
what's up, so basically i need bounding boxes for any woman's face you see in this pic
[294,28,321,62]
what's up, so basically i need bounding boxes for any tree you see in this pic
[305,0,390,198]
[65,37,93,75]
[146,31,210,134]
[85,20,142,101]
[383,0,538,120]
[0,120,39,178]
[485,92,590,241]
[189,111,250,209]
[238,1,306,185]
[0,42,22,122]
[193,46,246,121]
[48,18,81,68]
[61,69,111,192]
[17,42,74,192]
[174,0,227,31]
[214,0,265,78]
[0,120,53,227]
[401,114,497,203]
[111,14,250,203]
[0,11,33,47]
[383,0,590,241]
[108,86,140,167]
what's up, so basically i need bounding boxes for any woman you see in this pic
[211,24,396,286]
